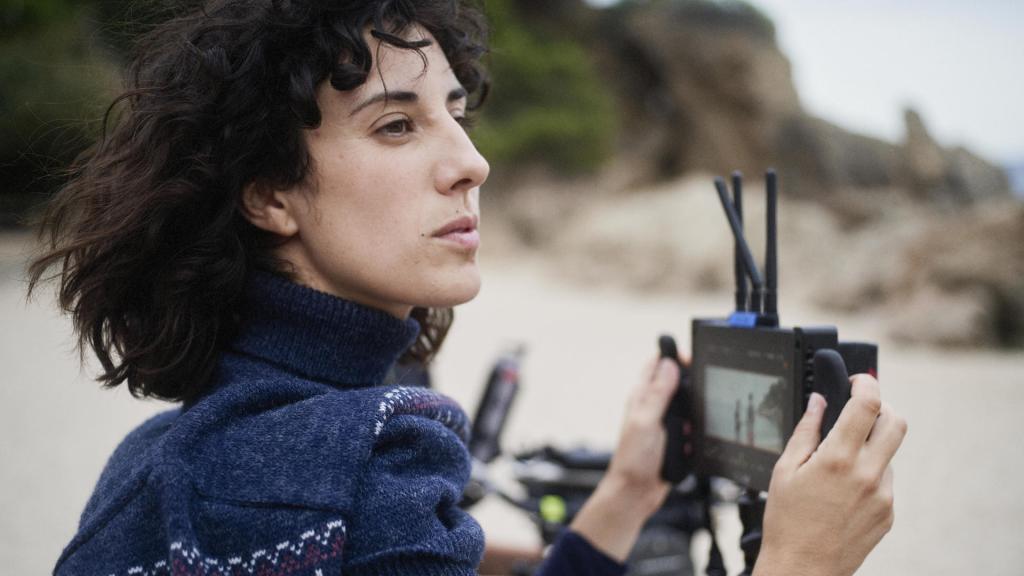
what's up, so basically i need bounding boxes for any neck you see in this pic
[228,271,421,387]
[274,245,414,320]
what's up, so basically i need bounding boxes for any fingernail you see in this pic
[808,393,826,414]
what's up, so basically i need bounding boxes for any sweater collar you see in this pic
[229,272,421,387]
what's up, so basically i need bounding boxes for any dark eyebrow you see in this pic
[349,86,468,117]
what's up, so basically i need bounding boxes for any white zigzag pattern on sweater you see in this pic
[111,519,345,576]
[373,386,469,441]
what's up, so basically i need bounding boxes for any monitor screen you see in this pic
[704,365,786,454]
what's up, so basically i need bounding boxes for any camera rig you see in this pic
[457,171,883,575]
[656,170,880,574]
[661,170,879,491]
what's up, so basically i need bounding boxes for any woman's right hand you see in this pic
[755,374,907,576]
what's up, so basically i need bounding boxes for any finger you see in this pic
[627,357,658,410]
[864,402,908,473]
[633,358,679,421]
[864,466,897,541]
[827,374,882,454]
[878,466,895,528]
[777,392,825,470]
[648,358,680,401]
[882,465,894,494]
[640,356,658,385]
[880,466,895,521]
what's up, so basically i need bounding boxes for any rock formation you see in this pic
[576,0,1012,203]
[901,109,1011,205]
[497,0,1022,348]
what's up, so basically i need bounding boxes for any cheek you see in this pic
[320,149,425,232]
[314,166,429,269]
[316,204,424,274]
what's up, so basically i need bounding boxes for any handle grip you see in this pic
[659,335,695,483]
[812,349,851,440]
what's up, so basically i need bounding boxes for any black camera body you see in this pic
[660,172,878,492]
[688,321,877,490]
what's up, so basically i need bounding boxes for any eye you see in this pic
[377,118,413,137]
[454,114,477,131]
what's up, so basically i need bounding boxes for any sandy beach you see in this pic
[3,231,1023,575]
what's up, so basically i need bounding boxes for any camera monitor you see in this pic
[691,321,808,490]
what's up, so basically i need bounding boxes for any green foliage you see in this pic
[91,0,194,59]
[1,0,74,32]
[473,0,616,174]
[0,13,115,153]
[0,4,119,225]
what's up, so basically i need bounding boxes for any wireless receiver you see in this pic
[660,170,878,491]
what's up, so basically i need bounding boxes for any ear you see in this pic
[240,181,300,237]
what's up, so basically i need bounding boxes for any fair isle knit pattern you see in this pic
[120,520,345,576]
[374,387,471,441]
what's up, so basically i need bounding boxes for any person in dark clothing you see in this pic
[27,1,907,575]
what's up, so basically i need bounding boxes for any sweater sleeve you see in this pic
[535,529,629,576]
[342,413,485,576]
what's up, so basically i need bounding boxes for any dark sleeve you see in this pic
[535,529,629,576]
[342,414,485,576]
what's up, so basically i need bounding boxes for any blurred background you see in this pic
[2,0,1022,574]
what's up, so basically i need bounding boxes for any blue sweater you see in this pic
[55,272,626,576]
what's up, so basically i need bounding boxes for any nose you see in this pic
[434,118,490,196]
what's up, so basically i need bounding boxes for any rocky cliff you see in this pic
[534,0,1012,203]
[495,0,1022,348]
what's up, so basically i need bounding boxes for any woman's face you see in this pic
[273,26,489,318]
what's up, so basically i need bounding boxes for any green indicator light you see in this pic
[539,494,567,524]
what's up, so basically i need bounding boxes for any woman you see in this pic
[29,1,906,575]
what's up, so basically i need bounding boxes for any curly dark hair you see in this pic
[27,0,489,403]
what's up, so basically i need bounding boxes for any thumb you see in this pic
[651,358,681,401]
[635,358,680,420]
[778,392,825,470]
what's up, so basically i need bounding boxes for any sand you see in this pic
[3,233,1023,575]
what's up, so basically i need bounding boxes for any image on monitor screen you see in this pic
[705,365,786,454]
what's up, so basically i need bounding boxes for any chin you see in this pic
[420,268,481,308]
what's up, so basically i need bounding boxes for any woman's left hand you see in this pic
[605,356,682,514]
[568,356,682,562]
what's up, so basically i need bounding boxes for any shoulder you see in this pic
[81,408,180,521]
[361,386,475,496]
[180,377,471,511]
[60,383,478,575]
[342,387,484,573]
[371,385,471,442]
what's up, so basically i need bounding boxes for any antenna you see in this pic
[764,170,779,325]
[731,171,748,313]
[714,177,764,313]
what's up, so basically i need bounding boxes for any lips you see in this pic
[432,215,480,250]
[433,215,478,237]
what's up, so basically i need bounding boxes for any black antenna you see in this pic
[731,171,748,313]
[714,177,764,312]
[764,169,779,325]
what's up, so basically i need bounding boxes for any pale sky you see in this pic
[589,0,1024,165]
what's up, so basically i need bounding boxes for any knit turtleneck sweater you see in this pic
[54,272,626,576]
